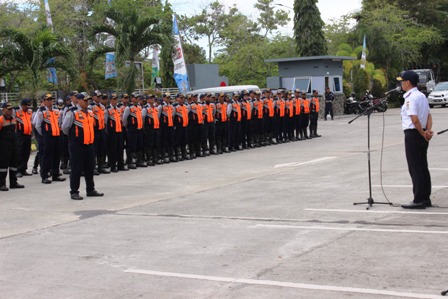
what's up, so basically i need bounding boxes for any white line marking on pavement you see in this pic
[373,185,448,189]
[304,208,448,215]
[274,156,336,169]
[429,168,448,171]
[253,224,448,234]
[125,268,442,299]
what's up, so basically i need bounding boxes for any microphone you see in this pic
[384,87,401,95]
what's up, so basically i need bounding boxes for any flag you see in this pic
[172,15,190,93]
[151,46,160,87]
[105,52,117,79]
[360,35,367,69]
[44,0,57,84]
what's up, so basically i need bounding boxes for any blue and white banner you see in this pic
[172,15,190,93]
[360,35,367,69]
[105,52,117,79]
[44,0,57,84]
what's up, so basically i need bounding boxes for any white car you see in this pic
[428,82,448,108]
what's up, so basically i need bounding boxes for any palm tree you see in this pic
[0,26,76,98]
[90,7,171,93]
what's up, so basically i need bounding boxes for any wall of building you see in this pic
[277,60,343,78]
[187,64,228,90]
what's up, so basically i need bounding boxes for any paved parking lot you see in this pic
[1,108,448,298]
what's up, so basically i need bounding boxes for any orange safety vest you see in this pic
[176,105,189,127]
[277,100,285,117]
[107,106,122,133]
[286,100,294,117]
[0,115,16,130]
[73,110,95,145]
[42,109,61,136]
[162,105,174,127]
[295,99,301,115]
[311,97,320,112]
[242,101,252,120]
[231,102,242,121]
[204,103,215,123]
[15,109,32,135]
[92,103,106,130]
[302,99,310,114]
[146,106,160,129]
[254,100,263,119]
[129,105,143,129]
[265,98,274,117]
[216,102,228,122]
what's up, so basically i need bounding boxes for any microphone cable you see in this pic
[379,106,394,205]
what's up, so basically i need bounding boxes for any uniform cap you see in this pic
[110,94,118,100]
[20,98,31,106]
[1,102,13,109]
[76,94,85,100]
[294,89,301,93]
[219,92,225,97]
[44,93,54,100]
[255,90,261,95]
[233,91,240,96]
[163,92,171,98]
[176,93,185,98]
[122,94,129,98]
[397,70,419,86]
[65,95,71,101]
[69,91,79,96]
[243,90,249,95]
[91,90,101,97]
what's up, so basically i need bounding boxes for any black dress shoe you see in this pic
[16,172,23,178]
[426,200,432,207]
[22,171,32,176]
[86,190,104,197]
[52,176,66,182]
[401,201,426,209]
[42,178,52,184]
[63,168,71,175]
[93,169,101,175]
[71,193,83,200]
[10,183,25,189]
[110,168,118,173]
[0,185,9,191]
[32,168,38,174]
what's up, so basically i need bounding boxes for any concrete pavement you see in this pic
[1,108,447,298]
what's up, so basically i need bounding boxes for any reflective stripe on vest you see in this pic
[43,110,61,136]
[162,105,173,127]
[243,102,251,120]
[255,101,263,119]
[92,104,106,130]
[146,107,160,129]
[295,99,301,115]
[216,102,227,122]
[232,103,242,121]
[265,99,274,117]
[108,107,122,133]
[303,100,310,114]
[277,100,285,117]
[129,106,143,129]
[15,109,32,135]
[205,103,214,123]
[74,110,94,144]
[286,101,294,117]
[176,105,189,127]
[312,97,320,112]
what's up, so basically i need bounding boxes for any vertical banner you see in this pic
[172,15,190,93]
[360,35,367,69]
[151,45,160,87]
[105,52,117,79]
[44,0,57,84]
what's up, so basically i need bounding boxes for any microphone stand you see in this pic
[349,101,393,209]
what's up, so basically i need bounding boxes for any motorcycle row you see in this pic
[344,90,388,115]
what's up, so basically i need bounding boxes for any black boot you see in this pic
[137,152,148,167]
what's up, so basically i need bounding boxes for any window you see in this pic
[333,76,342,93]
[293,77,311,93]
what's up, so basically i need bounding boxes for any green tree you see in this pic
[0,27,76,98]
[352,67,369,99]
[293,0,327,56]
[90,5,170,93]
[159,2,175,88]
[254,0,290,37]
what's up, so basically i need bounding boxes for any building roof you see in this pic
[265,56,356,63]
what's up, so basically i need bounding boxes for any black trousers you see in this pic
[325,103,333,119]
[188,123,202,154]
[161,125,175,157]
[60,133,70,166]
[107,131,123,170]
[203,122,216,151]
[94,129,107,157]
[241,119,251,147]
[16,132,31,173]
[0,140,18,186]
[175,125,188,155]
[404,129,431,203]
[216,121,228,150]
[69,142,95,195]
[228,120,241,150]
[41,134,60,179]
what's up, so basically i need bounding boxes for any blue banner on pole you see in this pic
[105,52,117,79]
[172,15,190,93]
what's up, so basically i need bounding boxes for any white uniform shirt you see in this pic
[401,87,430,130]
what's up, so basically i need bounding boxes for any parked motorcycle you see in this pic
[344,93,362,114]
[361,90,388,113]
[371,97,388,112]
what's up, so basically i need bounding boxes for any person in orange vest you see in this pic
[240,90,253,149]
[188,93,204,158]
[35,94,66,184]
[142,94,162,165]
[251,90,264,147]
[0,102,25,191]
[293,89,302,140]
[263,89,276,145]
[90,90,110,174]
[285,91,296,142]
[300,91,311,140]
[105,94,124,172]
[310,90,322,138]
[122,93,145,168]
[215,92,228,154]
[15,99,33,177]
[274,90,286,143]
[118,94,130,171]
[62,93,103,200]
[159,92,176,163]
[227,91,242,151]
[202,93,217,155]
[173,93,190,160]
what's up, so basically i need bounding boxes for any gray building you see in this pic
[265,56,356,94]
[187,64,228,90]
